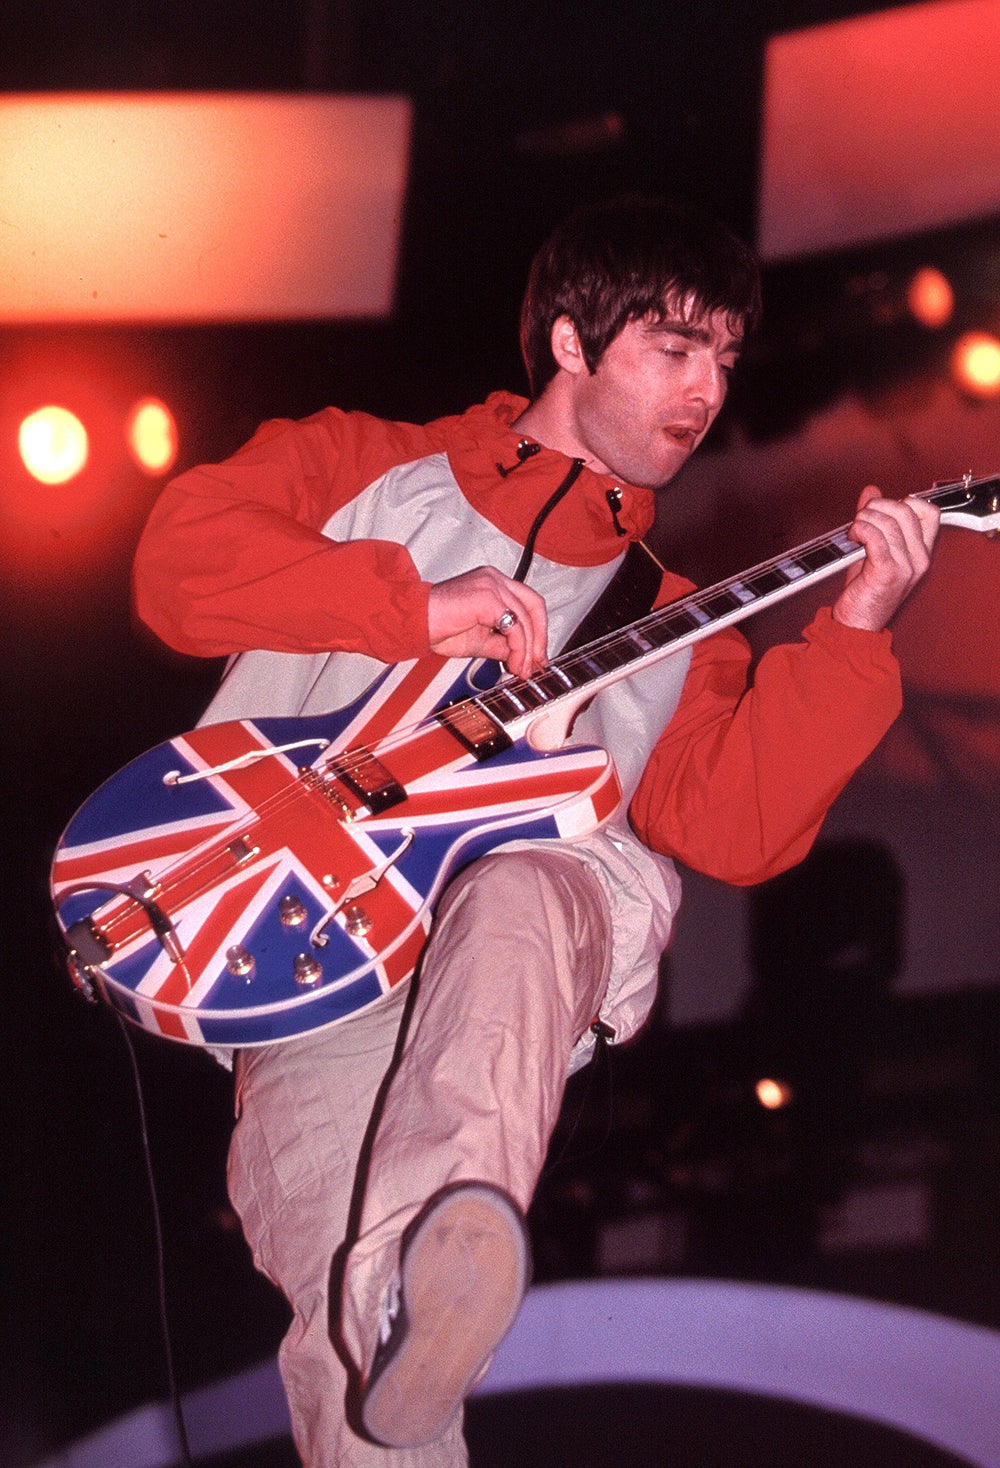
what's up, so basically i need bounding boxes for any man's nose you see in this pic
[691,357,727,413]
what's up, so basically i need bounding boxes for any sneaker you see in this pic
[361,1181,531,1448]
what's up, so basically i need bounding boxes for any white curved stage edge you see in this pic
[35,1279,1000,1467]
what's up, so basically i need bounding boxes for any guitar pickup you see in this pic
[435,701,512,761]
[326,752,406,815]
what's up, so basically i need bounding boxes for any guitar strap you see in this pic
[561,539,664,653]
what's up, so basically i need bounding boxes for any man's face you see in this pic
[561,299,743,490]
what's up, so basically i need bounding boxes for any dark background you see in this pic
[2,3,999,1463]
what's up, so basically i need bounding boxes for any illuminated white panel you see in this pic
[33,1284,1000,1468]
[759,0,1000,260]
[0,93,411,322]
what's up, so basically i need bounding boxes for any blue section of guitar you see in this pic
[197,970,385,1046]
[62,737,233,845]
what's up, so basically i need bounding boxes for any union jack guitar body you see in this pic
[52,656,620,1048]
[51,475,1000,1047]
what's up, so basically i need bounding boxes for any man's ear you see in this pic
[549,314,588,377]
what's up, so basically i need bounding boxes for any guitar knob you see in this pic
[344,904,373,938]
[294,952,323,987]
[279,894,308,927]
[226,945,255,980]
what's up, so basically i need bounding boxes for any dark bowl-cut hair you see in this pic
[519,195,762,396]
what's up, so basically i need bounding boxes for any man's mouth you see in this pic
[664,423,702,448]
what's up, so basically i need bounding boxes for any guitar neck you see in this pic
[469,475,1000,747]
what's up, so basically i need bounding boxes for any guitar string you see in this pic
[313,511,864,761]
[171,477,962,788]
[322,478,975,789]
[90,478,971,946]
[90,523,867,944]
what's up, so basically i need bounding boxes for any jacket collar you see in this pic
[441,393,656,568]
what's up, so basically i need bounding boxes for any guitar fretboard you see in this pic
[478,528,862,730]
[434,474,998,744]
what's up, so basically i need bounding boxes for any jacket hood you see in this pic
[438,392,656,568]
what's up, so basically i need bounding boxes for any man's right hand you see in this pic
[427,567,548,677]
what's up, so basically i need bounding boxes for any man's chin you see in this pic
[604,440,692,490]
[646,444,692,489]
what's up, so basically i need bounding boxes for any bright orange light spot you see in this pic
[18,406,89,484]
[906,267,954,328]
[755,1078,794,1111]
[126,397,178,475]
[951,331,1000,399]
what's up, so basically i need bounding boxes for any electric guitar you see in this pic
[51,476,1000,1048]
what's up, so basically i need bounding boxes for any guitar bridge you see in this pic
[60,874,187,971]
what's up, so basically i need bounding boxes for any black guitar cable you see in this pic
[113,1009,194,1468]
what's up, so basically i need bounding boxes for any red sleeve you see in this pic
[133,408,436,664]
[629,607,902,885]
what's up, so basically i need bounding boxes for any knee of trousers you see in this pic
[422,847,614,1040]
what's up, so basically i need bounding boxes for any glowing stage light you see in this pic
[755,1078,794,1111]
[18,405,89,484]
[906,267,954,328]
[0,94,410,323]
[951,330,1000,398]
[126,397,178,475]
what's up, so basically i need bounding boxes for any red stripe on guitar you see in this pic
[380,763,608,821]
[378,912,431,990]
[51,818,237,889]
[147,787,390,976]
[364,721,472,788]
[149,1005,191,1043]
[146,862,276,1009]
[590,768,622,825]
[180,725,309,810]
[331,656,455,754]
[180,720,273,766]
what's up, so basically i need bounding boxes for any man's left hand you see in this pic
[832,485,940,632]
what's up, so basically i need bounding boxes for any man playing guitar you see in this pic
[132,195,938,1464]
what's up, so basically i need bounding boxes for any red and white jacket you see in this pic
[135,393,902,1053]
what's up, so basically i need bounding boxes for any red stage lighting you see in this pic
[18,405,89,484]
[906,267,954,329]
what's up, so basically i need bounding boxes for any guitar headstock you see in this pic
[928,474,1000,534]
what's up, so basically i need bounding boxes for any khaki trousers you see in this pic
[227,848,613,1466]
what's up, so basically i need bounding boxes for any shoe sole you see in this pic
[362,1184,530,1448]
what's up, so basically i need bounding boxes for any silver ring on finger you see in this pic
[493,608,518,634]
